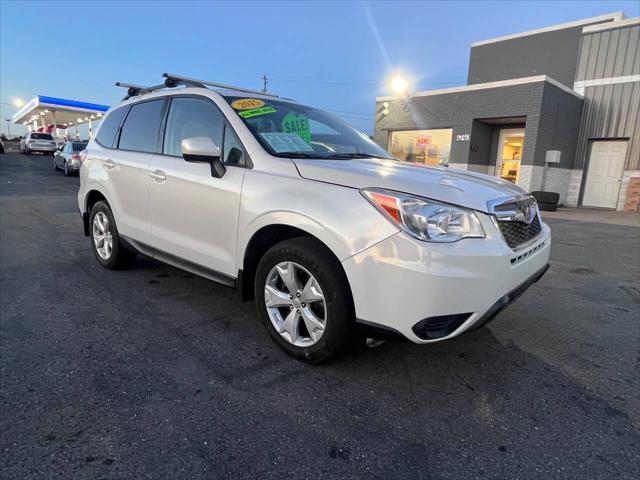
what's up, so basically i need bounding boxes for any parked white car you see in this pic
[78,74,551,362]
[20,132,57,155]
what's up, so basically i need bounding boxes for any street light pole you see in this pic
[5,119,10,138]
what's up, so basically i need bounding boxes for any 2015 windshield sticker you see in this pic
[231,98,265,110]
[238,106,277,119]
[282,112,311,144]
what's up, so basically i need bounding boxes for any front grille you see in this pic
[498,214,541,249]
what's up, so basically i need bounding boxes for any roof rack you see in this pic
[163,73,279,98]
[115,73,280,101]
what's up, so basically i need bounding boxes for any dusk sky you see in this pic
[1,0,638,135]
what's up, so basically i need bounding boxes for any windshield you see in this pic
[223,96,393,160]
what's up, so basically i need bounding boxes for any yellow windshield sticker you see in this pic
[231,98,265,110]
[238,106,277,118]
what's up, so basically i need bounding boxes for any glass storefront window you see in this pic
[496,129,525,184]
[389,129,453,166]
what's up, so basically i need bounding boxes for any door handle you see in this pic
[149,170,167,182]
[103,159,115,169]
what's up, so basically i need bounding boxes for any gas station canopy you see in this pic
[12,95,110,138]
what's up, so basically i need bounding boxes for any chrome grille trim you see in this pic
[488,194,543,250]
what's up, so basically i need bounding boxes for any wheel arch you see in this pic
[239,223,354,312]
[82,189,110,236]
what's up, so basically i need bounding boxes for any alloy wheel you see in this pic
[92,212,113,260]
[264,261,326,347]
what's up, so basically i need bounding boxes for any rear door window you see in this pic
[118,99,165,153]
[95,106,128,148]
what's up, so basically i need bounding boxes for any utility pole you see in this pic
[5,119,10,138]
[261,73,268,93]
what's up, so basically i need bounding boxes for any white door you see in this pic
[149,96,245,276]
[582,140,627,209]
[101,100,166,245]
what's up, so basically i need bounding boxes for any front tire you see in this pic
[254,237,353,363]
[89,201,136,269]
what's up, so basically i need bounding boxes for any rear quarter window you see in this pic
[95,106,128,148]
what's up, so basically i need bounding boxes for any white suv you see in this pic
[78,74,551,363]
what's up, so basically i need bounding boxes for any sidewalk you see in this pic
[541,207,640,227]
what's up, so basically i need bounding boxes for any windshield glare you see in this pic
[224,96,393,160]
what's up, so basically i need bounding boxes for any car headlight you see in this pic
[362,188,485,242]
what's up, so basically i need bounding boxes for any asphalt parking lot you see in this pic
[1,152,639,479]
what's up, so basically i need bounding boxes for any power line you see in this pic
[321,107,374,117]
[269,76,466,87]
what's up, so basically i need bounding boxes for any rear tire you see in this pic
[64,161,70,176]
[254,237,353,363]
[89,201,137,270]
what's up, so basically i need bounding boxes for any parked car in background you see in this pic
[19,132,57,155]
[0,139,4,154]
[54,141,87,176]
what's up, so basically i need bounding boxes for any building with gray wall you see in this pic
[374,13,640,211]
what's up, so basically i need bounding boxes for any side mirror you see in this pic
[181,137,226,178]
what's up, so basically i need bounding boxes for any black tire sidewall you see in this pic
[254,237,353,363]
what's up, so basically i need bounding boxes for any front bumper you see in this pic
[342,213,551,343]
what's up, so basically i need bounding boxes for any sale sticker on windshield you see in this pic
[282,112,311,144]
[231,98,266,110]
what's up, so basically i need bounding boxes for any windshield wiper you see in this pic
[276,152,323,158]
[323,153,394,160]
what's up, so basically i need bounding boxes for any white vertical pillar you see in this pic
[51,111,57,139]
[88,118,93,139]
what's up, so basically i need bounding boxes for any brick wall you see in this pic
[374,81,549,168]
[619,171,640,212]
[566,170,584,207]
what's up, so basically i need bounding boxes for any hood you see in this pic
[293,158,527,213]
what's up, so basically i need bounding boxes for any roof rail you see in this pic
[114,82,146,99]
[162,73,280,98]
[116,73,281,101]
